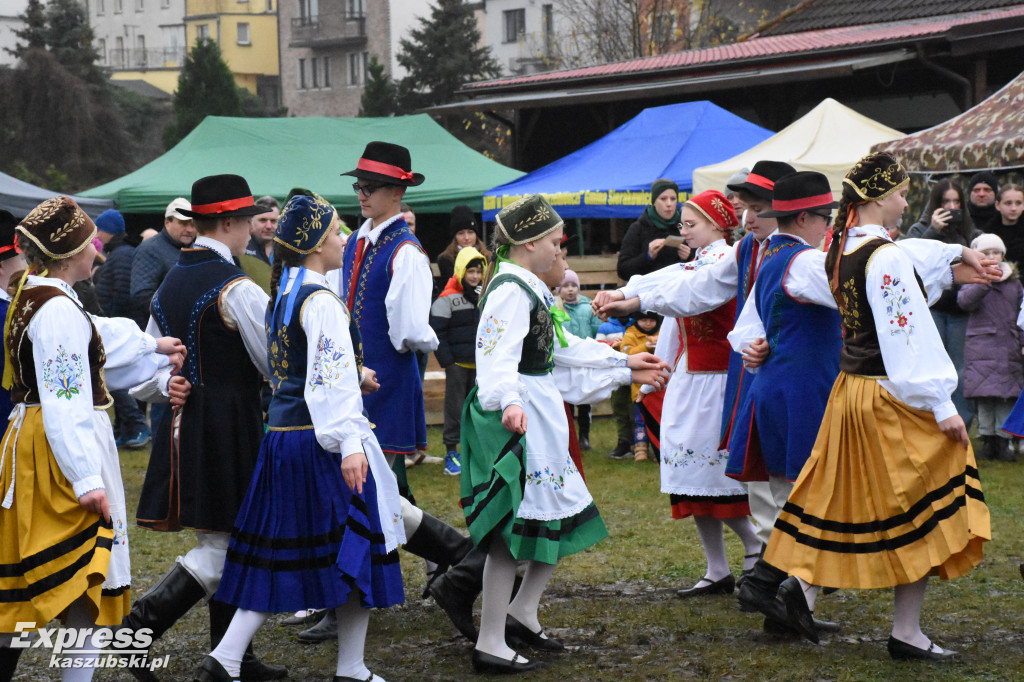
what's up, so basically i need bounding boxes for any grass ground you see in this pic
[13,419,1024,681]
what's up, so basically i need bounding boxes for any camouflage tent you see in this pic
[872,70,1024,173]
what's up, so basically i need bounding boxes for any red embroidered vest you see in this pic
[676,300,736,373]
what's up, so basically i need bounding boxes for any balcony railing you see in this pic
[105,47,186,70]
[290,12,366,48]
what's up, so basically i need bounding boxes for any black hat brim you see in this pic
[726,181,773,202]
[342,168,425,187]
[177,204,271,219]
[759,199,839,219]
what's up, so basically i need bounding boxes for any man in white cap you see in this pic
[130,197,196,328]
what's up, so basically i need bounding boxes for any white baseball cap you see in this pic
[165,197,193,221]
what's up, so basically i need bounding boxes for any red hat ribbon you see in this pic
[772,193,835,212]
[746,173,775,190]
[191,196,255,214]
[356,158,414,182]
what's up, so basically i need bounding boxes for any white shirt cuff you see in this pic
[932,400,958,424]
[500,396,524,412]
[341,436,365,459]
[72,475,105,499]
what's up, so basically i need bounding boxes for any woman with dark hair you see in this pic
[435,205,492,292]
[617,179,692,280]
[908,179,981,425]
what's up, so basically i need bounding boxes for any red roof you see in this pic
[466,5,1024,91]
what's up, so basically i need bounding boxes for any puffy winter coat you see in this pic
[562,295,601,339]
[957,269,1024,399]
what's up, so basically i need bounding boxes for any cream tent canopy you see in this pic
[693,98,903,197]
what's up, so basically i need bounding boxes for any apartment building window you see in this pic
[135,0,144,11]
[503,9,525,43]
[162,0,170,6]
[542,4,553,55]
[349,52,366,85]
[97,38,106,63]
[298,58,306,89]
[237,23,250,45]
[97,0,104,15]
[298,0,318,23]
[346,0,363,17]
[311,57,319,88]
[115,36,124,67]
[197,24,210,41]
[322,57,331,88]
[114,0,123,13]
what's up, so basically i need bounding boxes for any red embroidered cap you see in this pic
[685,190,739,231]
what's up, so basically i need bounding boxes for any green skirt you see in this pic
[459,387,608,564]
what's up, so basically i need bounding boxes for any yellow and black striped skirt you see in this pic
[764,373,990,590]
[0,407,129,630]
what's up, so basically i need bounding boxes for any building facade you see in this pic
[0,0,28,68]
[89,0,189,94]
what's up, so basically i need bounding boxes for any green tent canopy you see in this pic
[80,114,523,214]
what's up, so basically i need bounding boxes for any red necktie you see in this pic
[346,237,367,311]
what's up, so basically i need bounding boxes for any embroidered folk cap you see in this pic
[274,193,337,255]
[841,152,909,203]
[758,171,839,218]
[16,196,97,260]
[342,141,425,187]
[495,194,564,245]
[726,160,797,202]
[178,174,267,219]
[685,190,740,231]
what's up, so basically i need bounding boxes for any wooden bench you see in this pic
[424,255,622,425]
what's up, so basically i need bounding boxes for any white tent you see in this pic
[692,98,903,197]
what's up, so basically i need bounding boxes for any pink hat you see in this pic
[561,269,580,287]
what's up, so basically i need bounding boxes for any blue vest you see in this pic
[726,235,842,480]
[340,219,427,454]
[719,233,760,447]
[266,283,364,428]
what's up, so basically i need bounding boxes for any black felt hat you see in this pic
[342,141,425,187]
[0,210,20,262]
[726,160,797,202]
[758,172,839,218]
[179,174,267,219]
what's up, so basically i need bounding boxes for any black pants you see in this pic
[443,364,476,449]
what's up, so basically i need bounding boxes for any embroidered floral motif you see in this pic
[308,333,349,391]
[525,463,567,490]
[112,518,128,546]
[838,277,862,333]
[880,273,914,342]
[663,446,725,467]
[478,315,508,356]
[41,345,85,400]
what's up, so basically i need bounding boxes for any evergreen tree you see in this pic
[358,56,397,117]
[396,0,501,111]
[6,0,47,58]
[44,0,102,84]
[164,38,243,149]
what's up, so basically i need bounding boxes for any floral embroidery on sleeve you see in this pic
[41,345,85,400]
[880,273,914,342]
[308,333,349,391]
[477,315,508,356]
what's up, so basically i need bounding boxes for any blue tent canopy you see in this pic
[482,101,773,220]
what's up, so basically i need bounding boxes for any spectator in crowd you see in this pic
[558,269,602,450]
[908,179,980,425]
[984,184,1024,265]
[94,208,151,448]
[245,195,279,265]
[435,204,492,291]
[725,169,750,239]
[140,228,159,241]
[967,171,1000,227]
[617,178,691,281]
[430,246,486,476]
[131,197,196,329]
[958,233,1024,462]
[620,311,662,462]
[401,202,416,234]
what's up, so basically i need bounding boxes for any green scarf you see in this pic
[644,204,681,231]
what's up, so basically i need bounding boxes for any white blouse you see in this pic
[22,277,171,497]
[326,213,438,355]
[477,262,629,412]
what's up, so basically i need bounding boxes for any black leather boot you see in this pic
[428,545,486,641]
[402,511,474,593]
[736,558,788,622]
[577,406,591,451]
[208,599,287,681]
[0,646,23,682]
[121,563,207,682]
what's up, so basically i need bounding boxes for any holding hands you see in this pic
[156,336,186,375]
[591,290,641,321]
[627,352,670,391]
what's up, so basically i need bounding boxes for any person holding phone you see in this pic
[617,179,693,282]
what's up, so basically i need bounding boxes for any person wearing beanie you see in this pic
[960,232,1024,461]
[557,268,602,451]
[617,178,691,281]
[94,208,153,449]
[435,204,491,293]
[0,198,187,682]
[967,171,1000,226]
[755,153,989,661]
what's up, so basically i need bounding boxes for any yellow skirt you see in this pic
[764,373,990,590]
[0,407,130,630]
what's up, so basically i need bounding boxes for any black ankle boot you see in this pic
[736,558,788,622]
[428,545,485,641]
[0,646,23,682]
[996,437,1018,462]
[208,599,287,680]
[120,564,206,682]
[608,440,632,460]
[577,407,591,451]
[402,511,474,597]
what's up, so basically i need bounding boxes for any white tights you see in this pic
[692,515,762,581]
